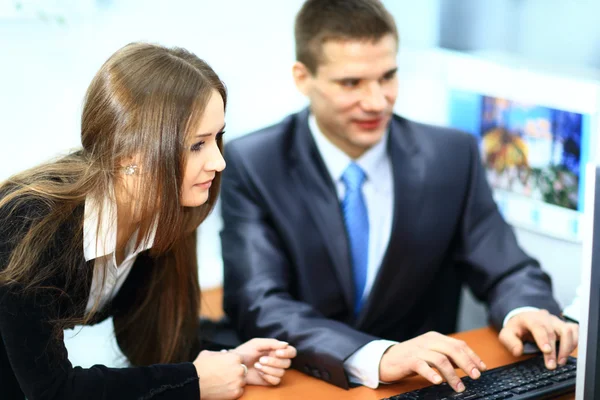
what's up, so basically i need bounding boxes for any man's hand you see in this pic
[379,331,486,393]
[232,338,297,386]
[499,309,579,369]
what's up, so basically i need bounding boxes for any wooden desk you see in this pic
[241,327,575,400]
[199,289,574,399]
[200,287,224,320]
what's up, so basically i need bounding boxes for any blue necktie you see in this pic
[341,163,369,315]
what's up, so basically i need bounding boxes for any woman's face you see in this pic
[180,90,226,207]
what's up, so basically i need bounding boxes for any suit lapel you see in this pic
[356,117,427,327]
[289,109,355,311]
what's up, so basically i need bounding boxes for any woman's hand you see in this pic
[231,338,297,386]
[193,350,247,399]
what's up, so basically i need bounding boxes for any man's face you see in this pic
[294,34,399,159]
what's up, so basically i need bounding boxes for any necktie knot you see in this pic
[341,163,366,191]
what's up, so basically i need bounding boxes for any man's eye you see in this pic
[382,71,396,81]
[340,79,360,88]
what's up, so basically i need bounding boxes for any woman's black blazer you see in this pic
[0,197,203,400]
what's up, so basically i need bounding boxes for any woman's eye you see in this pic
[190,141,204,152]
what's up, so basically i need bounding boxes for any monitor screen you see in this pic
[448,89,592,243]
[443,52,600,243]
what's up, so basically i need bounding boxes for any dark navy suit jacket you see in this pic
[220,109,561,388]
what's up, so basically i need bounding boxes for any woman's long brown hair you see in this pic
[0,42,226,365]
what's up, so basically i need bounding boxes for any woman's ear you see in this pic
[117,153,143,175]
[114,153,143,200]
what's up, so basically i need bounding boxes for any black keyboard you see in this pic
[382,355,576,400]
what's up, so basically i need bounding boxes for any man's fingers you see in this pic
[429,337,483,380]
[409,358,443,386]
[554,319,578,365]
[528,321,553,353]
[421,350,465,392]
[499,327,524,357]
[464,345,487,371]
[519,314,558,369]
[556,328,573,366]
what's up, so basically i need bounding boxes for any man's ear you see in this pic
[292,61,313,96]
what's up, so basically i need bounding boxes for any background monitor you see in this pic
[444,53,600,244]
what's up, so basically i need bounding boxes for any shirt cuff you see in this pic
[343,340,397,388]
[562,286,583,323]
[562,303,580,323]
[503,306,540,327]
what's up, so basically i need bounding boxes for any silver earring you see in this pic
[124,164,138,176]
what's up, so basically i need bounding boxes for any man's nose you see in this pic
[360,82,387,113]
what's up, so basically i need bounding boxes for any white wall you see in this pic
[439,0,520,53]
[440,0,600,70]
[516,0,600,73]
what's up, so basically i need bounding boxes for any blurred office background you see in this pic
[1,0,599,368]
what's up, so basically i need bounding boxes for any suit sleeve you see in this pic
[0,201,200,400]
[454,135,562,328]
[220,143,377,389]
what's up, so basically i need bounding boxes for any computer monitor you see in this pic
[575,164,600,399]
[444,52,600,244]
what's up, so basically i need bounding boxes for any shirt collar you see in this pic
[308,114,390,188]
[83,191,156,262]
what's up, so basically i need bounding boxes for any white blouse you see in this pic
[82,195,156,313]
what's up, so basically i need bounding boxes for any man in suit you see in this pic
[220,0,578,392]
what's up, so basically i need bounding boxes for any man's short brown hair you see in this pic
[294,0,399,74]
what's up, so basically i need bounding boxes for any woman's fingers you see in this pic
[254,362,286,378]
[259,356,292,369]
[269,346,297,359]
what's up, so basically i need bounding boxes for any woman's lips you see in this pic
[195,179,213,189]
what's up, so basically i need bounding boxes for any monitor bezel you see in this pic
[576,165,600,399]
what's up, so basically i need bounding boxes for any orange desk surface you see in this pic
[241,327,576,400]
[199,289,574,399]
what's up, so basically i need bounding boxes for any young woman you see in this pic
[0,43,296,400]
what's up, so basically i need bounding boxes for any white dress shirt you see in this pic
[309,115,394,304]
[309,115,536,388]
[83,194,156,313]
